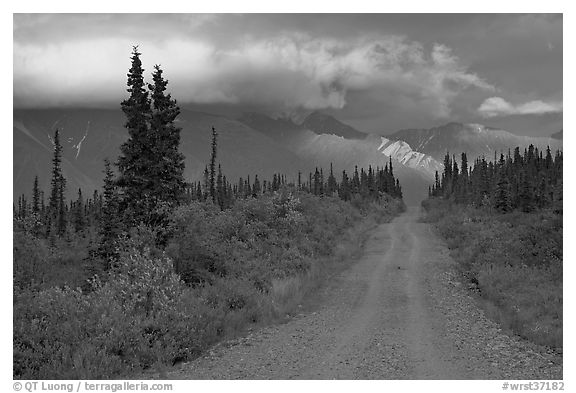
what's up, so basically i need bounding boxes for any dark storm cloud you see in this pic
[13,14,562,135]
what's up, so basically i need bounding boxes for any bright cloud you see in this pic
[14,33,494,117]
[478,96,563,117]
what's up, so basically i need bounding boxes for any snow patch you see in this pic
[376,137,443,178]
[377,137,390,151]
[73,121,90,159]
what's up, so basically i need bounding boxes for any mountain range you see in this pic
[388,122,562,163]
[13,109,562,206]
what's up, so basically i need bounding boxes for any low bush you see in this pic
[14,190,404,379]
[13,231,50,290]
[422,198,562,349]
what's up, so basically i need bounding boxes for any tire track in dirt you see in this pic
[153,207,562,380]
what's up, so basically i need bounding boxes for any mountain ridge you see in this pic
[13,108,310,201]
[13,109,562,207]
[388,122,562,162]
[300,111,368,140]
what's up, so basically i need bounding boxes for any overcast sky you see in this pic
[13,14,562,136]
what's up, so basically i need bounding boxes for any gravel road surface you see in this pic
[156,207,562,379]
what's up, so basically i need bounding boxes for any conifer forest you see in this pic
[13,48,405,379]
[13,13,563,382]
[423,148,562,349]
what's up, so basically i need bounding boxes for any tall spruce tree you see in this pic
[209,127,218,203]
[203,166,210,199]
[57,174,67,237]
[252,175,261,197]
[147,64,186,207]
[196,181,203,201]
[32,176,40,214]
[48,129,66,236]
[117,48,186,226]
[117,46,152,223]
[74,188,85,233]
[216,164,224,209]
[339,170,350,201]
[327,163,337,196]
[98,159,122,266]
[458,152,469,203]
[442,153,452,197]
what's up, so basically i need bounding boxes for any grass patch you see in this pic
[421,198,562,349]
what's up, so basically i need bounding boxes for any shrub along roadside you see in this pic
[421,198,562,350]
[14,191,404,379]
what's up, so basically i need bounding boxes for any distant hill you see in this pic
[13,109,440,205]
[16,109,557,207]
[300,111,368,139]
[13,108,310,201]
[14,108,127,201]
[237,112,306,142]
[238,113,441,205]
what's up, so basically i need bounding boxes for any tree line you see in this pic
[186,160,402,211]
[14,46,403,268]
[429,146,562,213]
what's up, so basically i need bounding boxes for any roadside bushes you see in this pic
[166,190,366,288]
[13,230,49,290]
[13,229,92,291]
[14,190,404,379]
[14,247,193,379]
[422,198,562,349]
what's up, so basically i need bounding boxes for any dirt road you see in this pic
[161,207,562,379]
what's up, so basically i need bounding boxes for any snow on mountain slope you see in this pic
[240,112,443,180]
[377,138,443,178]
[239,112,444,204]
[294,131,443,182]
[289,132,437,205]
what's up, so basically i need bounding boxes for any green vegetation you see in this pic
[116,48,186,228]
[429,147,562,213]
[14,191,403,379]
[13,47,405,379]
[423,145,562,350]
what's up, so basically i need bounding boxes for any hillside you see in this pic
[238,113,441,205]
[13,109,310,200]
[301,112,368,139]
[15,110,557,207]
